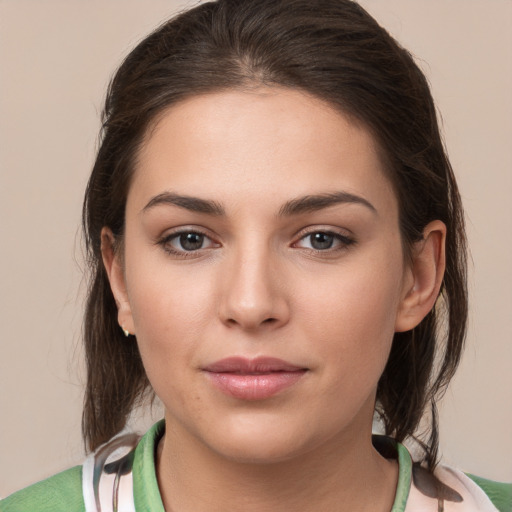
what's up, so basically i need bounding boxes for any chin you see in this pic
[212,438,308,465]
[200,415,321,465]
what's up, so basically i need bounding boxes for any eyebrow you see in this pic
[278,192,377,216]
[142,190,376,217]
[143,192,225,216]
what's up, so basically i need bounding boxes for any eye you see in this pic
[159,230,218,255]
[173,232,207,251]
[295,231,354,251]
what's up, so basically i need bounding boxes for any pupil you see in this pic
[311,233,333,250]
[180,233,204,251]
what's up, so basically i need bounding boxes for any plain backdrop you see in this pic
[1,0,511,497]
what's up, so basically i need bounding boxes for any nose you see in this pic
[218,246,290,331]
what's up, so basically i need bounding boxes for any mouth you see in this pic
[202,356,308,401]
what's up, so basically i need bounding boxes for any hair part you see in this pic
[82,0,467,470]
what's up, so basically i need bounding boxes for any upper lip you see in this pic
[203,356,307,374]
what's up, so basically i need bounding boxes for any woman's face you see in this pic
[109,87,417,462]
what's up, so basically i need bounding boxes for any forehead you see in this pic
[131,87,397,216]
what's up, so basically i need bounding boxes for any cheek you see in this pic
[127,242,215,319]
[294,249,404,381]
[124,252,219,375]
[126,269,214,422]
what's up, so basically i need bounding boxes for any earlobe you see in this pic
[100,227,135,336]
[395,220,446,332]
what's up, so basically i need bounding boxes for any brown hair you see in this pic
[82,0,467,470]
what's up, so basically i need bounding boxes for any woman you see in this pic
[1,0,510,511]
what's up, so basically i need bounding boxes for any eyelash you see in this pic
[156,228,355,258]
[293,230,355,254]
[157,229,218,258]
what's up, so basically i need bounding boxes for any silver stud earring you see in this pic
[121,326,131,337]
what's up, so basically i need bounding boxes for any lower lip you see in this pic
[205,371,307,400]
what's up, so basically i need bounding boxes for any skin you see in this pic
[102,87,446,511]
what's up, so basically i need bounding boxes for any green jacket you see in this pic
[2,422,511,511]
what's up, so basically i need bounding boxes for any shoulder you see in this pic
[465,473,512,512]
[0,422,164,512]
[436,467,511,512]
[408,464,511,512]
[390,438,511,512]
[0,466,84,512]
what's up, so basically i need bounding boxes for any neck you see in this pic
[156,420,398,512]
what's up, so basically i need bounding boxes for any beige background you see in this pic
[1,0,511,498]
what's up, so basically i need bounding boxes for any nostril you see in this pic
[225,316,278,328]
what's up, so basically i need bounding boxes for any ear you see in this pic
[395,220,446,332]
[101,227,135,336]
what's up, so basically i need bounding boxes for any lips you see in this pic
[202,356,308,401]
